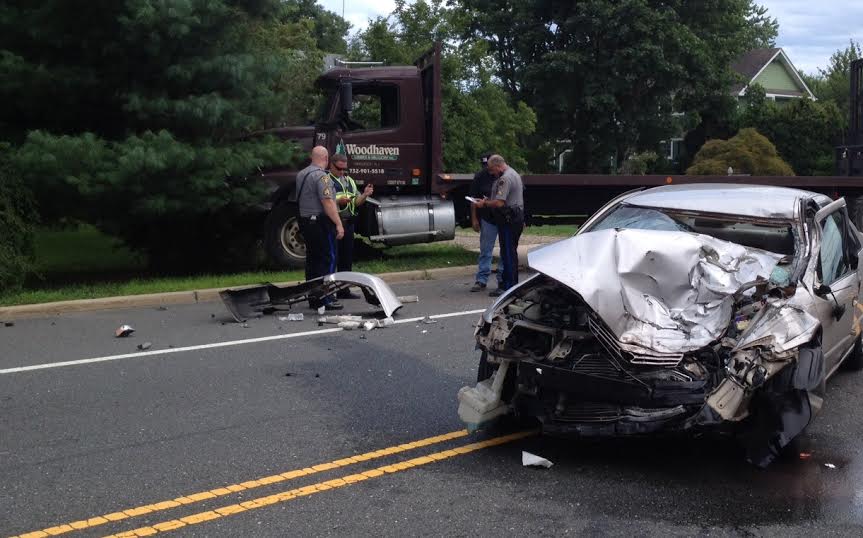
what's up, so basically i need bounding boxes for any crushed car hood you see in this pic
[527,229,784,355]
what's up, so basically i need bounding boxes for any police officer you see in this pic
[473,154,524,297]
[328,153,374,299]
[297,146,345,310]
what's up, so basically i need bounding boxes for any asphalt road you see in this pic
[3,276,863,537]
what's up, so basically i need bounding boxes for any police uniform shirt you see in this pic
[297,164,335,217]
[493,167,524,210]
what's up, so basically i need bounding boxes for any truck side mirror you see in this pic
[340,82,353,114]
[815,284,832,296]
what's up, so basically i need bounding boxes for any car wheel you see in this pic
[264,203,305,269]
[843,333,863,371]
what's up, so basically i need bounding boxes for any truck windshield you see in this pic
[590,205,796,255]
[314,88,336,124]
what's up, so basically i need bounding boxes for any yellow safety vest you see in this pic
[330,173,359,217]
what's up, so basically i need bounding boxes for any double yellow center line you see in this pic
[13,429,534,538]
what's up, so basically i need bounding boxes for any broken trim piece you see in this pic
[220,271,403,322]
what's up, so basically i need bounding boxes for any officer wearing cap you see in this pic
[328,153,373,299]
[473,154,524,296]
[297,145,345,310]
[469,152,503,292]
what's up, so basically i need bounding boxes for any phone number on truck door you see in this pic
[349,168,384,175]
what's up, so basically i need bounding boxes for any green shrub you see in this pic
[686,128,794,176]
[0,159,36,290]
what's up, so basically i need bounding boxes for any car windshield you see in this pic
[589,204,796,255]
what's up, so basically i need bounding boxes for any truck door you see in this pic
[329,81,425,191]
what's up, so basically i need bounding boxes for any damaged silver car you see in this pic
[458,184,863,466]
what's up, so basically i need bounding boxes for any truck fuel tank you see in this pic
[366,195,455,246]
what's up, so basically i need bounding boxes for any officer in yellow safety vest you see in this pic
[328,153,374,299]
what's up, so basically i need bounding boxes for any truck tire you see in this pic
[264,203,306,269]
[847,195,863,231]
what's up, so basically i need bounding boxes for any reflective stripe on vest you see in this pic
[331,173,359,216]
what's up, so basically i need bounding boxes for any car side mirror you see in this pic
[815,284,832,296]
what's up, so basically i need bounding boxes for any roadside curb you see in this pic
[0,265,478,320]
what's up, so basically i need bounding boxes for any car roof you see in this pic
[623,183,831,219]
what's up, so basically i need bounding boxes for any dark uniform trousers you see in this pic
[337,218,355,272]
[299,215,337,305]
[496,209,524,290]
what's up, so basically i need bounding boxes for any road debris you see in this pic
[397,295,419,303]
[338,321,362,330]
[4,321,15,327]
[319,315,364,324]
[115,325,135,337]
[279,313,304,321]
[137,342,152,351]
[799,452,813,460]
[363,321,376,331]
[421,330,428,334]
[421,316,438,324]
[522,451,554,469]
[825,463,837,469]
[157,306,168,311]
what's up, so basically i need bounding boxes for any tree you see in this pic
[0,147,35,291]
[0,1,346,270]
[686,128,794,176]
[349,0,536,172]
[738,85,844,176]
[803,40,861,133]
[457,0,779,172]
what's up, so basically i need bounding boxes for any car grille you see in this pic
[588,314,683,367]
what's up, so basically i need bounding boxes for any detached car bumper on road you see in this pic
[458,184,863,466]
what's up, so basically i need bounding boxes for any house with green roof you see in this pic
[731,47,815,103]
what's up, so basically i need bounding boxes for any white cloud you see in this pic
[758,0,863,73]
[317,0,396,33]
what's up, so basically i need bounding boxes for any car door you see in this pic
[813,200,861,371]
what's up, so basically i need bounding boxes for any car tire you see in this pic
[843,333,863,371]
[264,203,305,269]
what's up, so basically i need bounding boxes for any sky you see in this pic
[318,0,863,75]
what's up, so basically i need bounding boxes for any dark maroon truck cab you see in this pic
[257,44,453,268]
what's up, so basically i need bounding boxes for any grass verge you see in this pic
[2,227,477,306]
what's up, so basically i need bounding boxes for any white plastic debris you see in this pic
[421,330,428,334]
[363,321,377,331]
[317,306,326,315]
[825,463,837,469]
[377,317,395,328]
[421,316,438,324]
[279,313,304,321]
[136,342,152,351]
[115,324,135,338]
[397,295,419,303]
[319,315,363,324]
[338,321,362,330]
[522,451,553,468]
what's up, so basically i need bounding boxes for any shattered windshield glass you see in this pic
[590,204,796,255]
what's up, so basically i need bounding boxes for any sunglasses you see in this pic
[332,165,348,172]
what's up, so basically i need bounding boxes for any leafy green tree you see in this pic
[802,40,861,133]
[738,85,844,175]
[0,1,344,270]
[457,0,779,172]
[0,147,36,291]
[349,0,536,172]
[687,128,794,176]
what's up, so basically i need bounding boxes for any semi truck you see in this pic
[256,46,863,268]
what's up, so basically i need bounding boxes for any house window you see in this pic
[660,138,684,162]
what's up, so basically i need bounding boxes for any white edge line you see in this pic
[0,309,487,375]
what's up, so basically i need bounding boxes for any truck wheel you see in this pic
[264,203,305,269]
[847,195,863,231]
